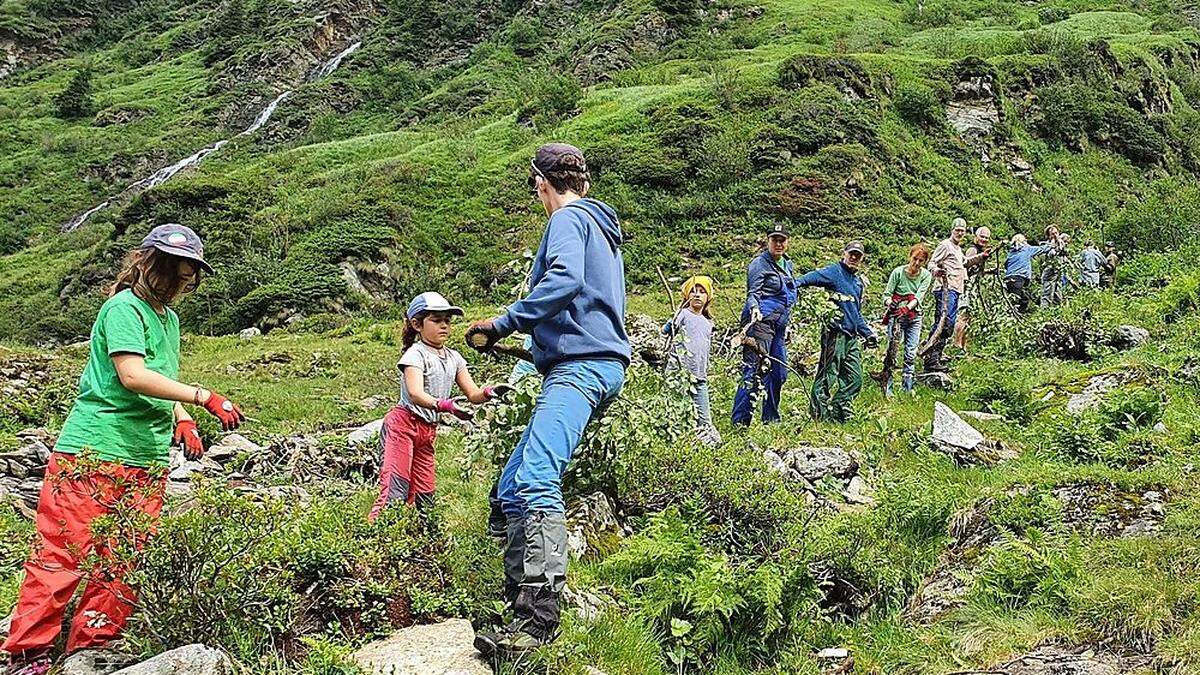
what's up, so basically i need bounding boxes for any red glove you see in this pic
[202,391,245,431]
[436,398,473,421]
[173,420,204,461]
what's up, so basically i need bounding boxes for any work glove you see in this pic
[483,384,514,401]
[466,321,503,353]
[436,398,473,421]
[202,391,245,431]
[749,306,763,325]
[173,420,204,461]
[864,334,879,350]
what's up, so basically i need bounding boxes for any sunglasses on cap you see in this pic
[527,160,547,195]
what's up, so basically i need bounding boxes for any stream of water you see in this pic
[62,42,361,233]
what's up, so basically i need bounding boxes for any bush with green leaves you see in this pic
[599,508,817,672]
[893,83,944,130]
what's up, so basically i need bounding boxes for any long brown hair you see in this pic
[111,248,200,306]
[905,243,931,275]
[402,312,427,349]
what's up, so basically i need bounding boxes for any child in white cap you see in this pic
[369,292,507,518]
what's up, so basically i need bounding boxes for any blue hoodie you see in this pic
[796,261,875,339]
[494,198,632,374]
[1004,243,1051,280]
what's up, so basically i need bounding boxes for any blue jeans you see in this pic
[498,359,625,518]
[888,315,922,391]
[692,380,712,430]
[732,310,788,425]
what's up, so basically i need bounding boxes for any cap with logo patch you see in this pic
[765,223,789,239]
[844,240,865,254]
[140,223,213,273]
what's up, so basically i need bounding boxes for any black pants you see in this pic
[1004,276,1032,314]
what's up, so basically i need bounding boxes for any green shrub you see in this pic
[1035,84,1167,166]
[514,67,583,131]
[968,371,1042,423]
[893,83,944,130]
[507,16,544,56]
[971,531,1078,611]
[1037,6,1069,25]
[1097,386,1165,432]
[54,68,94,120]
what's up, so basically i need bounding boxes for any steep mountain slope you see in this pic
[2,0,1200,342]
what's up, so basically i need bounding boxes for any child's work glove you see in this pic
[483,384,514,401]
[203,391,246,431]
[173,420,204,461]
[436,398,473,421]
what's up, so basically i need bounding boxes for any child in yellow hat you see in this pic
[663,275,720,446]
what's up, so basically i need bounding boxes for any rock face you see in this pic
[958,646,1152,675]
[566,492,623,559]
[352,619,490,675]
[908,482,1167,622]
[947,76,1001,143]
[930,402,1016,465]
[110,644,232,675]
[0,429,53,510]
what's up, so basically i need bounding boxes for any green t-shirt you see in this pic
[55,289,180,468]
[884,266,933,306]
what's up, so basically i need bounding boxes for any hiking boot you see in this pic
[5,653,51,675]
[474,618,524,657]
[494,626,549,655]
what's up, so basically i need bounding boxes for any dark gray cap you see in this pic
[844,240,865,254]
[533,143,587,175]
[140,223,213,273]
[765,222,789,238]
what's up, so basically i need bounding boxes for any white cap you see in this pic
[407,292,464,319]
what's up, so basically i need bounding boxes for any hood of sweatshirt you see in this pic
[568,198,623,250]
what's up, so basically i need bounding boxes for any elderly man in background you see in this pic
[951,225,992,355]
[923,217,968,373]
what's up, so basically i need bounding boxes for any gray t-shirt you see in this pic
[398,342,467,424]
[669,309,713,380]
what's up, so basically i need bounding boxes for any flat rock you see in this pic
[959,410,1004,422]
[352,619,490,675]
[238,327,261,339]
[60,649,141,674]
[207,433,264,462]
[786,446,857,483]
[348,418,384,446]
[1067,372,1134,415]
[111,644,232,674]
[931,403,1015,465]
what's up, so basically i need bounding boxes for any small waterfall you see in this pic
[308,41,361,82]
[62,42,359,233]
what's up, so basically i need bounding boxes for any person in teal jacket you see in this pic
[796,241,878,422]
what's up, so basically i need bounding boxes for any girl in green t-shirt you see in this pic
[880,243,933,396]
[4,224,246,675]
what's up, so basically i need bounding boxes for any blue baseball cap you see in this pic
[140,223,213,273]
[407,292,464,319]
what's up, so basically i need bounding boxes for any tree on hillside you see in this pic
[53,68,94,120]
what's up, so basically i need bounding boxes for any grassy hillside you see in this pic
[5,0,1200,673]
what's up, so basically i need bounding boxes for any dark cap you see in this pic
[533,143,587,175]
[765,222,789,239]
[844,240,865,254]
[140,223,213,273]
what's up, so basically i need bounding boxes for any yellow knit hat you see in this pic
[680,275,714,305]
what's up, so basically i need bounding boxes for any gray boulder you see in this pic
[110,645,231,675]
[238,327,261,339]
[0,429,53,510]
[352,619,490,675]
[958,645,1151,675]
[348,418,384,446]
[1066,372,1135,415]
[930,403,1016,465]
[1106,325,1149,351]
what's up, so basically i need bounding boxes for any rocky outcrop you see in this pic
[958,646,1153,675]
[110,644,232,675]
[930,403,1016,465]
[1104,324,1150,351]
[566,492,623,559]
[762,445,873,507]
[352,619,490,675]
[0,429,53,511]
[1053,482,1166,537]
[1066,372,1135,415]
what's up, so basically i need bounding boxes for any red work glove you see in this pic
[203,391,245,431]
[436,398,473,421]
[483,384,514,401]
[173,420,204,461]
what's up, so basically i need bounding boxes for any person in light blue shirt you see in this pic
[1079,241,1105,288]
[1003,234,1051,313]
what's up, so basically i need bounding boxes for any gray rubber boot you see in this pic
[508,511,568,646]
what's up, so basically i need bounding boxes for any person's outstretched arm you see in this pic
[795,264,836,290]
[112,354,244,430]
[493,213,586,337]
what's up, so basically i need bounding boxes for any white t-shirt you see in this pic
[398,342,467,424]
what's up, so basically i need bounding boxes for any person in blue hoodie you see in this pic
[1002,234,1052,314]
[731,222,798,426]
[468,143,630,656]
[798,241,878,422]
